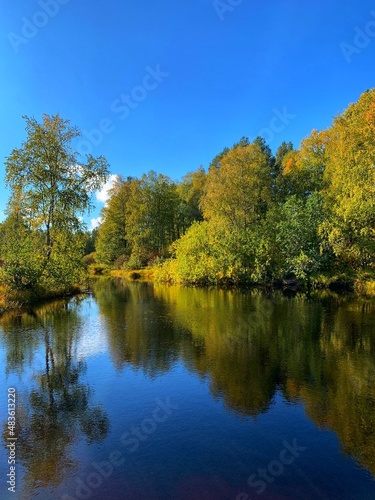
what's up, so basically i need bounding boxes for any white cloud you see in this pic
[95,174,119,204]
[90,217,102,230]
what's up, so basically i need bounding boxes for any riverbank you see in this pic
[0,283,85,317]
[109,267,375,297]
[1,268,374,318]
[311,269,375,297]
[110,268,155,282]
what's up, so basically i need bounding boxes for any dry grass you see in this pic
[110,268,155,282]
[353,267,375,297]
[0,284,24,316]
[0,285,6,315]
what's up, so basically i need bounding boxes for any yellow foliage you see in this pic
[201,143,272,228]
[365,101,375,128]
[282,152,298,175]
[110,268,155,282]
[354,280,375,297]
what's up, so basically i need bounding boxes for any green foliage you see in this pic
[82,252,96,268]
[2,91,373,294]
[97,171,181,269]
[157,90,375,285]
[201,140,273,230]
[1,114,109,298]
[156,220,258,284]
[40,231,86,293]
[275,193,327,280]
[125,244,153,270]
[176,166,206,231]
[126,171,180,258]
[95,177,131,266]
[0,215,45,290]
[274,141,294,201]
[275,141,294,172]
[84,229,98,255]
[5,115,109,239]
[155,221,217,283]
[94,170,206,271]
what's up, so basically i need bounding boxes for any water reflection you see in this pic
[94,280,375,477]
[1,280,375,498]
[1,298,109,497]
[93,279,181,375]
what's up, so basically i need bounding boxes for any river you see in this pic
[1,279,375,499]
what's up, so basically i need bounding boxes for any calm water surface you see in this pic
[1,279,375,499]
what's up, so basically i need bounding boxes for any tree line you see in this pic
[95,89,375,285]
[0,89,374,301]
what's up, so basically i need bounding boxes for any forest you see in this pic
[92,89,375,288]
[0,89,374,309]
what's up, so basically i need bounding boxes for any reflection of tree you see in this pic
[154,285,283,416]
[93,278,180,376]
[153,285,375,476]
[64,279,375,478]
[1,298,109,496]
[285,296,375,476]
[0,311,42,375]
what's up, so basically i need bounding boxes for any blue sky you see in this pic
[1,0,374,227]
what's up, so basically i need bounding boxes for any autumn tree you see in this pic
[320,89,375,268]
[158,139,275,283]
[275,141,294,172]
[274,141,294,201]
[201,140,273,230]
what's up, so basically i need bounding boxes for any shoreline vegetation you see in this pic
[2,269,374,318]
[108,267,375,296]
[2,254,375,317]
[1,90,375,315]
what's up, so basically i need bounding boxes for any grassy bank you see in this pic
[310,268,375,297]
[153,262,375,297]
[107,264,375,298]
[0,282,85,317]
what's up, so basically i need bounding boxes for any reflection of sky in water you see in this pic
[76,298,109,360]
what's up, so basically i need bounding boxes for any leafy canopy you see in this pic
[2,114,109,291]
